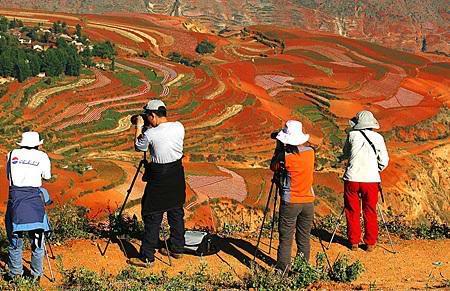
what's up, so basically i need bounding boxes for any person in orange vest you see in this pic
[271,120,315,272]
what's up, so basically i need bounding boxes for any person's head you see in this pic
[349,110,380,130]
[275,120,310,151]
[143,99,167,127]
[17,131,43,150]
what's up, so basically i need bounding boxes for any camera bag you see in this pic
[184,230,220,256]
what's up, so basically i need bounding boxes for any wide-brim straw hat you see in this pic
[276,120,310,146]
[349,110,380,130]
[17,131,43,147]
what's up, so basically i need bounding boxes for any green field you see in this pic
[114,72,142,88]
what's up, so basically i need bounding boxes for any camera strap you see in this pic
[358,130,385,202]
[358,130,382,171]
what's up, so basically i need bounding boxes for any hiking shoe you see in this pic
[127,257,154,268]
[159,247,183,259]
[351,244,359,251]
[4,273,21,282]
[365,244,376,252]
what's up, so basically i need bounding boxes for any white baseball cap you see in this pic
[17,131,43,147]
[143,99,166,112]
[276,120,310,146]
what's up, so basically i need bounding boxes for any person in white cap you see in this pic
[5,131,51,282]
[270,120,315,271]
[129,99,186,268]
[341,110,389,252]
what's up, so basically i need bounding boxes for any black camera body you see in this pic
[131,114,150,127]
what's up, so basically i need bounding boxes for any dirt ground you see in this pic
[6,235,448,290]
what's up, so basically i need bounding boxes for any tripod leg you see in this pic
[102,158,145,256]
[313,221,333,272]
[47,239,55,259]
[43,242,55,282]
[162,227,172,266]
[378,204,396,254]
[252,181,275,263]
[161,214,172,266]
[327,208,345,249]
[269,185,278,255]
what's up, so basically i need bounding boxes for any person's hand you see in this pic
[136,115,145,127]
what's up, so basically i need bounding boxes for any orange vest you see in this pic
[281,147,315,204]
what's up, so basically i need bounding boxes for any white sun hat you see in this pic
[143,99,166,111]
[349,110,380,130]
[276,120,310,146]
[17,131,43,147]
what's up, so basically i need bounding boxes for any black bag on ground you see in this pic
[184,230,220,256]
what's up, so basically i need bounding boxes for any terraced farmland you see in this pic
[0,9,448,226]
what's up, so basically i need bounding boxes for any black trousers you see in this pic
[140,207,185,261]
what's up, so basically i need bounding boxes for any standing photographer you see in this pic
[129,99,186,268]
[5,131,51,283]
[271,120,315,272]
[342,110,389,251]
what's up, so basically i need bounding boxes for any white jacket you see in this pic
[342,130,389,182]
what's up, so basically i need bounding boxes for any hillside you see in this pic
[0,0,449,53]
[0,7,448,290]
[0,8,448,226]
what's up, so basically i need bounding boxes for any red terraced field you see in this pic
[0,9,448,226]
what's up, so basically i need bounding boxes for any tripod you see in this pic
[100,152,172,264]
[43,239,55,282]
[253,171,280,263]
[327,185,396,253]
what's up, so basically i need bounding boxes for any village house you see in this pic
[33,44,44,52]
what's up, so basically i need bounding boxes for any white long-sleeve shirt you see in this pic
[135,121,185,164]
[342,130,389,182]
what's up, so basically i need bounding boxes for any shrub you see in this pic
[382,214,449,240]
[168,51,201,67]
[47,203,91,242]
[104,213,143,240]
[0,275,43,290]
[60,265,110,291]
[196,40,216,54]
[330,254,365,283]
[246,252,364,290]
[58,262,241,290]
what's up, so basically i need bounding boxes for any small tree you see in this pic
[0,16,9,32]
[14,58,31,82]
[92,41,116,59]
[75,24,82,38]
[421,37,427,52]
[110,57,115,71]
[196,40,216,54]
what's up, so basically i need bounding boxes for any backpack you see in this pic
[184,230,220,256]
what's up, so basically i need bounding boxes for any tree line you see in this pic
[0,16,116,82]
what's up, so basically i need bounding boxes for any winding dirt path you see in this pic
[188,105,243,129]
[91,115,132,136]
[28,79,95,109]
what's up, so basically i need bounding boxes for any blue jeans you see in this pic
[8,231,44,278]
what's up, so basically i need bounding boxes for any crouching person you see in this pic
[271,120,315,272]
[5,131,51,282]
[129,99,186,268]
